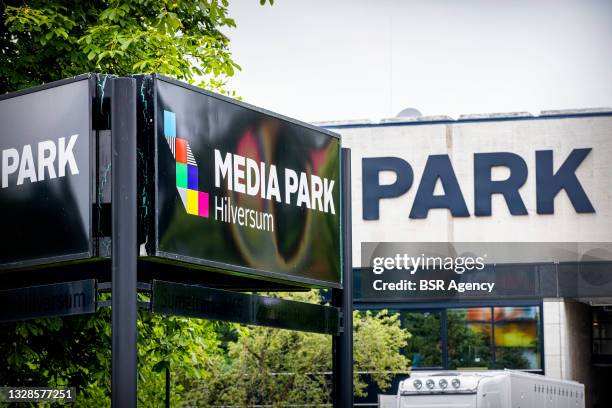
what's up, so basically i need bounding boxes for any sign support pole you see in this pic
[111,77,138,407]
[165,367,170,408]
[333,148,353,407]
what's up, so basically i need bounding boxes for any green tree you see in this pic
[494,347,531,369]
[0,297,224,407]
[183,291,411,406]
[400,311,442,367]
[0,1,251,405]
[1,0,242,94]
[447,310,492,369]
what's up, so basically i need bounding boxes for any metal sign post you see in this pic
[111,77,138,407]
[333,148,354,407]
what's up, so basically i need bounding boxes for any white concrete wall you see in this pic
[543,299,569,379]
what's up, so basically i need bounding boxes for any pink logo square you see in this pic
[198,191,209,218]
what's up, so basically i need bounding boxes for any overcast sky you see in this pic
[225,0,612,123]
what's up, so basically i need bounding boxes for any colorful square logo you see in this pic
[164,110,209,219]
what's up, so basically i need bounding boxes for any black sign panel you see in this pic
[0,279,96,322]
[0,76,93,269]
[152,76,341,288]
[152,280,340,335]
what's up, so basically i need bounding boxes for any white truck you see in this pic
[386,370,585,408]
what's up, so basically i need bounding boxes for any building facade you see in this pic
[321,109,612,407]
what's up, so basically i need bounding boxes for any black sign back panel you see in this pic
[0,76,93,269]
[152,280,340,334]
[153,77,341,288]
[0,279,96,322]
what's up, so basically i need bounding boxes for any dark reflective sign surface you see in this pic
[0,77,92,268]
[153,77,341,288]
[152,280,340,335]
[0,279,96,322]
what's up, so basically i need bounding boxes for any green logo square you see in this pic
[176,162,187,188]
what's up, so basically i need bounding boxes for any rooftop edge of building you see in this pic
[313,107,612,128]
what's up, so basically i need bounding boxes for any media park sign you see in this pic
[0,75,353,406]
[0,74,342,289]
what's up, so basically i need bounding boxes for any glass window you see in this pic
[396,311,442,368]
[493,306,540,369]
[373,304,542,372]
[592,307,612,356]
[448,308,492,369]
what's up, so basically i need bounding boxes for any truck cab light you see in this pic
[413,379,422,390]
[439,379,448,389]
[426,379,435,389]
[451,378,461,388]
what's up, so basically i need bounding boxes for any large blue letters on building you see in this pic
[362,149,595,220]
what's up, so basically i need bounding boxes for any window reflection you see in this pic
[493,306,540,369]
[383,305,542,371]
[592,307,612,356]
[399,311,442,368]
[448,308,492,369]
